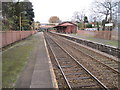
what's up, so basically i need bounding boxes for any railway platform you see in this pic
[50,31,119,57]
[15,32,57,88]
[66,34,118,47]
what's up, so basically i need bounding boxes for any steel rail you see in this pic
[45,35,72,90]
[52,34,120,74]
[46,33,109,90]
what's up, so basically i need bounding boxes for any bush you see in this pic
[86,24,92,28]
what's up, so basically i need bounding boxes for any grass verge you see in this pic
[2,35,36,88]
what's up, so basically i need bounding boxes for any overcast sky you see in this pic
[29,0,95,23]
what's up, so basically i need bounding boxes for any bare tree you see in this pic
[71,10,85,23]
[91,0,119,30]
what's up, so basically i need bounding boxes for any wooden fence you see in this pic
[0,31,37,48]
[77,30,118,40]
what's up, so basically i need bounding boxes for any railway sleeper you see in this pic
[57,58,68,61]
[67,76,91,80]
[60,65,74,68]
[63,68,81,72]
[65,72,85,76]
[104,62,117,64]
[71,84,99,88]
[108,64,118,67]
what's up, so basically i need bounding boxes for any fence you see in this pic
[0,30,37,48]
[77,30,118,40]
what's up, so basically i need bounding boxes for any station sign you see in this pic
[105,23,113,26]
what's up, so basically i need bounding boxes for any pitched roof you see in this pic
[58,21,77,26]
[59,23,75,26]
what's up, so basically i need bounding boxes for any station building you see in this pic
[54,22,77,33]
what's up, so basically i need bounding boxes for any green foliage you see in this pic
[84,16,88,23]
[96,22,100,31]
[77,22,82,29]
[2,0,34,31]
[86,24,92,28]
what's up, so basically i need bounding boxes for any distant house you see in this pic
[54,21,77,33]
[33,21,40,30]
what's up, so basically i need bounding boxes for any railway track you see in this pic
[45,32,119,89]
[50,33,120,74]
[45,33,109,89]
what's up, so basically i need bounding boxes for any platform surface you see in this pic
[30,32,53,88]
[66,34,118,47]
[15,32,54,88]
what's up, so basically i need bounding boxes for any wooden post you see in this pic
[19,13,22,31]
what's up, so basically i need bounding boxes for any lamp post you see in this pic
[19,13,22,31]
[19,11,26,31]
[118,1,120,58]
